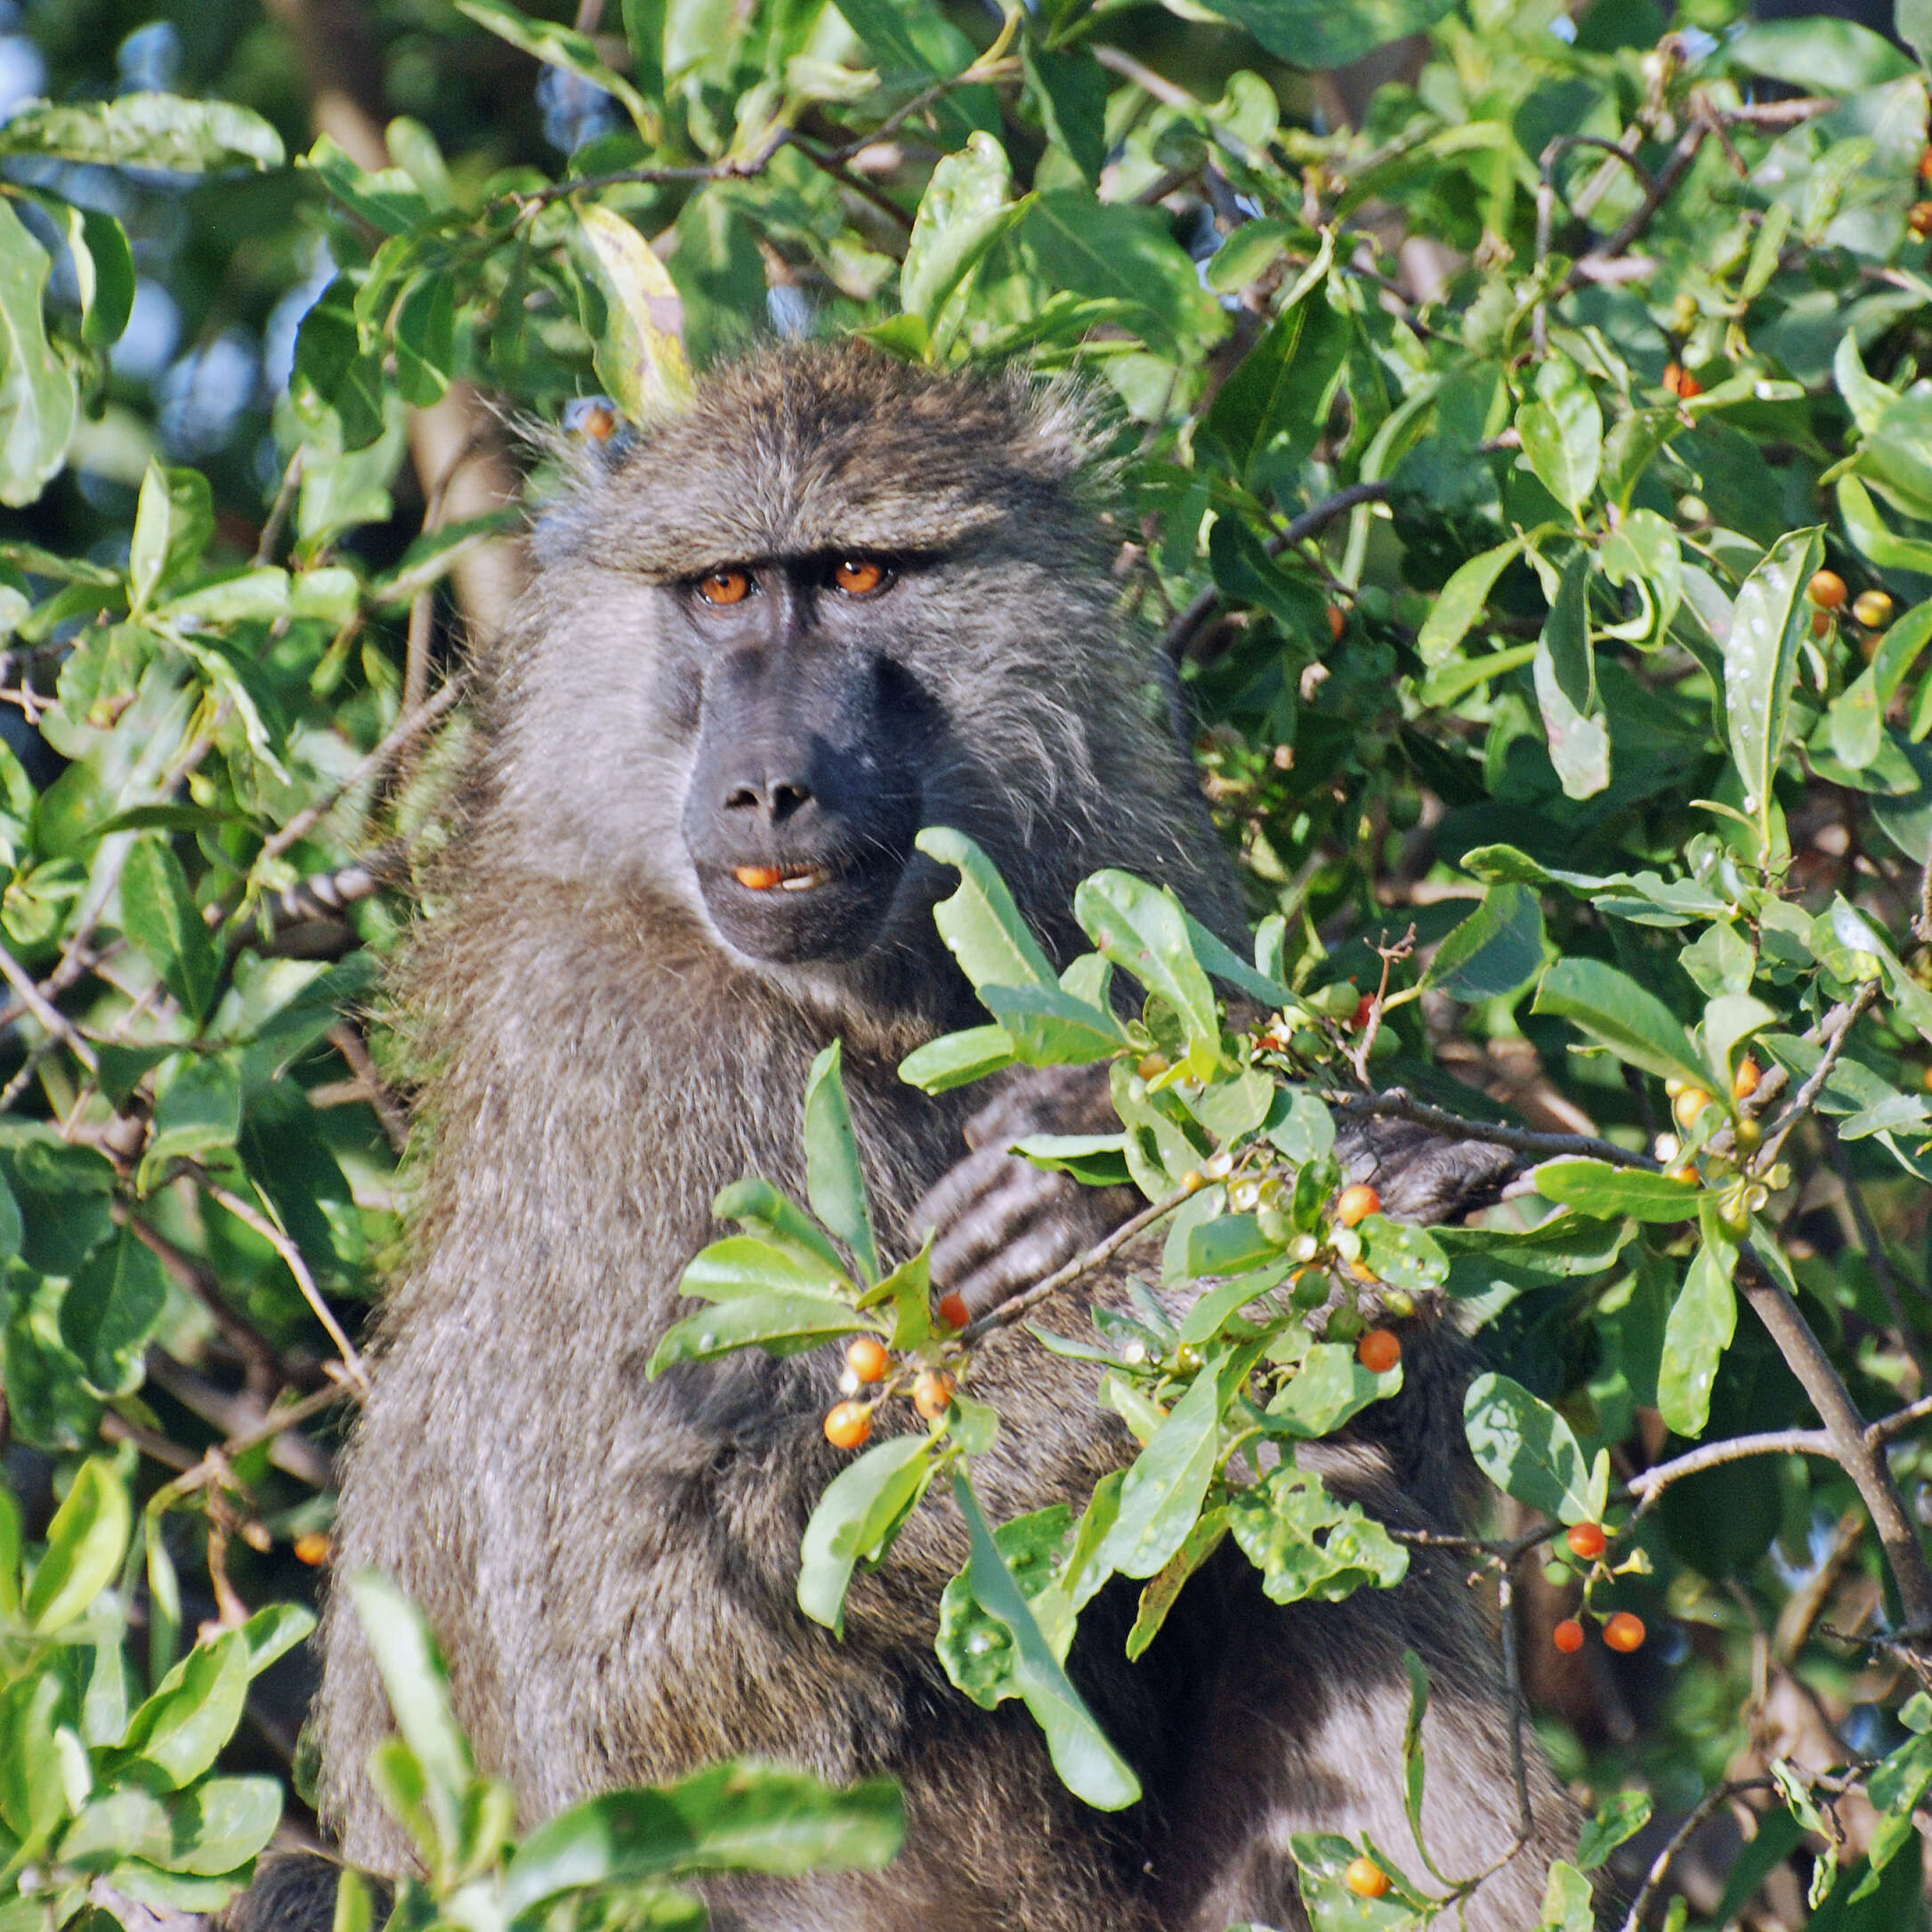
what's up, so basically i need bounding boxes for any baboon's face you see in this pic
[508,349,1133,987]
[667,552,929,965]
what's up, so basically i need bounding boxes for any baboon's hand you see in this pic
[910,1063,1137,1318]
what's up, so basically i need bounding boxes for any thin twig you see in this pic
[146,1380,353,1511]
[1165,482,1393,661]
[0,936,96,1073]
[1618,1781,1745,1932]
[1330,1087,1653,1172]
[327,1019,409,1154]
[1091,44,1197,112]
[253,677,466,874]
[188,1167,369,1391]
[964,1179,1200,1341]
[1735,1247,1932,1651]
[254,449,303,566]
[1757,979,1882,1170]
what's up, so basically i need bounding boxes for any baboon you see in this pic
[248,344,1579,1931]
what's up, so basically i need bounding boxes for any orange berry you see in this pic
[578,402,617,441]
[1336,1184,1380,1227]
[1920,150,1932,182]
[913,1370,956,1421]
[936,1292,970,1331]
[1672,1087,1711,1131]
[1344,1856,1390,1899]
[1911,200,1932,238]
[1553,1618,1586,1654]
[1732,1055,1760,1101]
[1811,609,1832,637]
[1604,1611,1646,1653]
[1807,570,1847,610]
[1357,1329,1402,1373]
[1663,361,1701,399]
[1351,993,1376,1030]
[1327,605,1346,643]
[824,1401,872,1450]
[293,1531,331,1567]
[845,1336,890,1383]
[1566,1523,1607,1561]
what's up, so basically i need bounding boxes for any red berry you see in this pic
[1351,993,1376,1030]
[845,1336,890,1383]
[824,1402,872,1450]
[1604,1611,1646,1653]
[913,1370,955,1421]
[1336,1184,1380,1228]
[936,1293,970,1330]
[1356,1329,1402,1373]
[1566,1523,1607,1562]
[1553,1618,1586,1654]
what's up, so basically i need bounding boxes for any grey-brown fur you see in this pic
[266,344,1576,1931]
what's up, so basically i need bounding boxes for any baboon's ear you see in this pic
[574,206,695,427]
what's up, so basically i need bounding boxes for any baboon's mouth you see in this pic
[732,861,831,893]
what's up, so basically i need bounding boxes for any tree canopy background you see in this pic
[2,0,1932,1925]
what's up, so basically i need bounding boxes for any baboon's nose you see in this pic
[723,772,815,824]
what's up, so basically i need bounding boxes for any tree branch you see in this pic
[1329,1087,1653,1172]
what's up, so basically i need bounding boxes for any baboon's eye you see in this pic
[697,569,752,606]
[832,558,888,596]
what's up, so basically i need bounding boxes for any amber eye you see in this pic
[697,569,751,606]
[832,558,887,596]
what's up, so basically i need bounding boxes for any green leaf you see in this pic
[897,1023,1019,1094]
[1517,358,1602,518]
[1197,0,1456,70]
[1657,1216,1738,1439]
[1100,1346,1257,1579]
[0,93,284,170]
[1723,528,1823,845]
[119,838,221,1024]
[1226,1454,1411,1602]
[1463,1372,1596,1523]
[900,133,1030,337]
[302,134,432,234]
[802,1041,879,1283]
[916,827,1055,993]
[648,1292,867,1372]
[832,0,993,144]
[123,1630,251,1788]
[1837,476,1932,576]
[712,1178,846,1278]
[1074,870,1220,1070]
[979,983,1126,1065]
[938,1506,1076,1702]
[1426,884,1544,1002]
[457,0,655,138]
[1010,1133,1133,1187]
[502,1766,902,1911]
[574,202,695,424]
[1416,537,1524,662]
[1532,957,1707,1090]
[1534,551,1608,800]
[1729,18,1915,91]
[0,198,77,508]
[127,463,214,614]
[67,206,134,348]
[23,1457,130,1632]
[141,1051,244,1181]
[1358,1217,1448,1294]
[1538,1859,1597,1932]
[291,275,387,451]
[1264,1342,1401,1439]
[347,1572,474,1828]
[1006,193,1223,363]
[1532,1160,1699,1223]
[60,1227,167,1394]
[392,275,456,408]
[1577,1791,1653,1871]
[953,1470,1141,1810]
[1023,38,1107,184]
[797,1433,934,1635]
[161,566,291,625]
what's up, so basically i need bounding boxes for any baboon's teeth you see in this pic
[733,862,829,892]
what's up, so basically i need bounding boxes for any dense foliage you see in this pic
[3,0,1932,1923]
